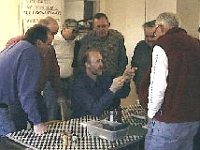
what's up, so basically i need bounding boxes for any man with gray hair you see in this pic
[139,12,200,150]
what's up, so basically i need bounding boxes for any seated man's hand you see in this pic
[109,76,126,93]
[33,123,47,135]
[123,67,137,82]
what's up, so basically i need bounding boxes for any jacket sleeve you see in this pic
[48,46,62,97]
[131,42,141,68]
[138,68,151,110]
[77,37,89,72]
[114,82,131,99]
[17,48,42,125]
[72,40,81,68]
[117,38,128,76]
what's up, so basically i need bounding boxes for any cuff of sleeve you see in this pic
[108,88,115,94]
[32,118,42,125]
[147,111,155,119]
[29,111,42,125]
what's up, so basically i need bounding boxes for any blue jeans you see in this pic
[145,119,200,150]
[0,108,16,136]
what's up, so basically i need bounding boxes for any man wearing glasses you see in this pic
[139,12,200,150]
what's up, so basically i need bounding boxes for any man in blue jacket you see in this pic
[0,25,53,136]
[71,48,135,118]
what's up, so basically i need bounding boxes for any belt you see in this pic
[0,103,8,108]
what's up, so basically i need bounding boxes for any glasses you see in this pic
[152,25,159,37]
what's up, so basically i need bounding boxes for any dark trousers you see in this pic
[36,93,48,122]
[193,126,200,150]
[0,107,16,136]
[43,82,60,121]
[9,103,27,131]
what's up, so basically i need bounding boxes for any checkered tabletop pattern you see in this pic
[6,104,147,150]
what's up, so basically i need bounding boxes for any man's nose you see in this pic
[51,34,55,40]
[100,61,103,67]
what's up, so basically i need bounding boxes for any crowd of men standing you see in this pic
[0,12,199,150]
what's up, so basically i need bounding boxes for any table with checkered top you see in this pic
[5,104,147,150]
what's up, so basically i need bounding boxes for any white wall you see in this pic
[64,1,84,21]
[0,0,199,51]
[146,0,176,21]
[100,0,177,63]
[0,0,65,51]
[177,0,199,38]
[0,0,20,51]
[100,0,145,64]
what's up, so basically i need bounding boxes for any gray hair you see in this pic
[63,19,78,29]
[38,16,57,26]
[156,12,180,28]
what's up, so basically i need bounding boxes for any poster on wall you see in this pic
[20,0,63,33]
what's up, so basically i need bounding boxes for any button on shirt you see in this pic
[71,74,130,118]
[0,40,42,124]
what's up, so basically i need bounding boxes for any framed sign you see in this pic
[20,0,63,33]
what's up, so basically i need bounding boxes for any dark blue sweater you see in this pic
[71,74,130,118]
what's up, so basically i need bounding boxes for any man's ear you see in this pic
[160,24,166,33]
[35,40,42,47]
[85,62,90,68]
[108,22,111,27]
[85,62,88,67]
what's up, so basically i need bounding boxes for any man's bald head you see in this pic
[38,16,59,36]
